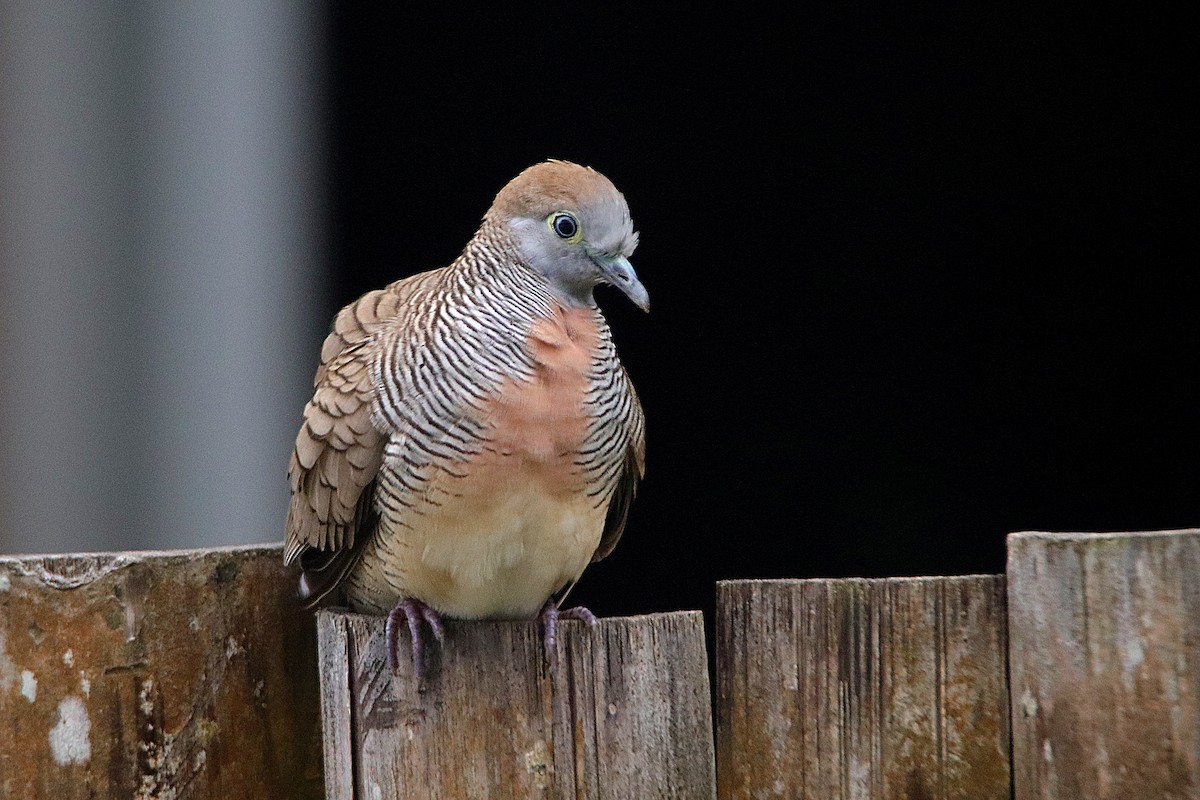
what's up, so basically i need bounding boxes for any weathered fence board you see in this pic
[317,608,716,799]
[0,545,323,799]
[1007,529,1200,799]
[716,577,1011,800]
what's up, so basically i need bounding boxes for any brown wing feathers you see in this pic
[592,433,646,564]
[283,275,438,587]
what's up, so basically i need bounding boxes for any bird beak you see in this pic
[595,254,650,312]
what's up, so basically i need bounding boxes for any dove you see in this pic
[284,160,647,678]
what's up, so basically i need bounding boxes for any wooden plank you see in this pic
[317,606,355,800]
[1007,529,1200,799]
[716,577,1011,800]
[0,545,323,799]
[317,608,715,799]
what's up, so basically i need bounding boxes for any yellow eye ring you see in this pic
[548,211,582,243]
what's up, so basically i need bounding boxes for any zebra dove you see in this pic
[284,160,647,678]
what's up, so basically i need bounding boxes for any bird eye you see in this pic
[549,212,580,241]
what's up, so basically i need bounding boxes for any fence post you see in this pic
[317,608,716,799]
[716,577,1011,799]
[0,545,323,799]
[1007,529,1200,799]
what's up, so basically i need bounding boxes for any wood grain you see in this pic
[716,577,1011,800]
[0,545,323,799]
[1007,529,1200,799]
[317,608,716,799]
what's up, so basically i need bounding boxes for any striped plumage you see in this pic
[284,161,646,631]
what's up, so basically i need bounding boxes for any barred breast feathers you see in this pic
[370,224,641,536]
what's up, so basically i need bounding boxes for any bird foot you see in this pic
[385,598,446,680]
[539,600,598,659]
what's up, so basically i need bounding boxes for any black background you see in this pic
[323,6,1195,620]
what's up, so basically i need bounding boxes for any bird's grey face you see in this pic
[504,190,649,312]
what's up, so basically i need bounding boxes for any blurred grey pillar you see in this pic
[0,2,326,553]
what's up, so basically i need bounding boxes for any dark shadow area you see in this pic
[323,6,1195,620]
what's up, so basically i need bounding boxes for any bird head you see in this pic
[486,160,649,312]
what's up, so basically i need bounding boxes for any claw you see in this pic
[539,600,599,659]
[385,598,445,680]
[422,604,446,643]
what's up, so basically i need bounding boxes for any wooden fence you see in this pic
[2,529,1196,798]
[0,545,324,799]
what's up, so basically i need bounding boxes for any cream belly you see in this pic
[349,472,605,618]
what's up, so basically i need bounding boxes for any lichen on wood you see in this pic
[0,545,323,800]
